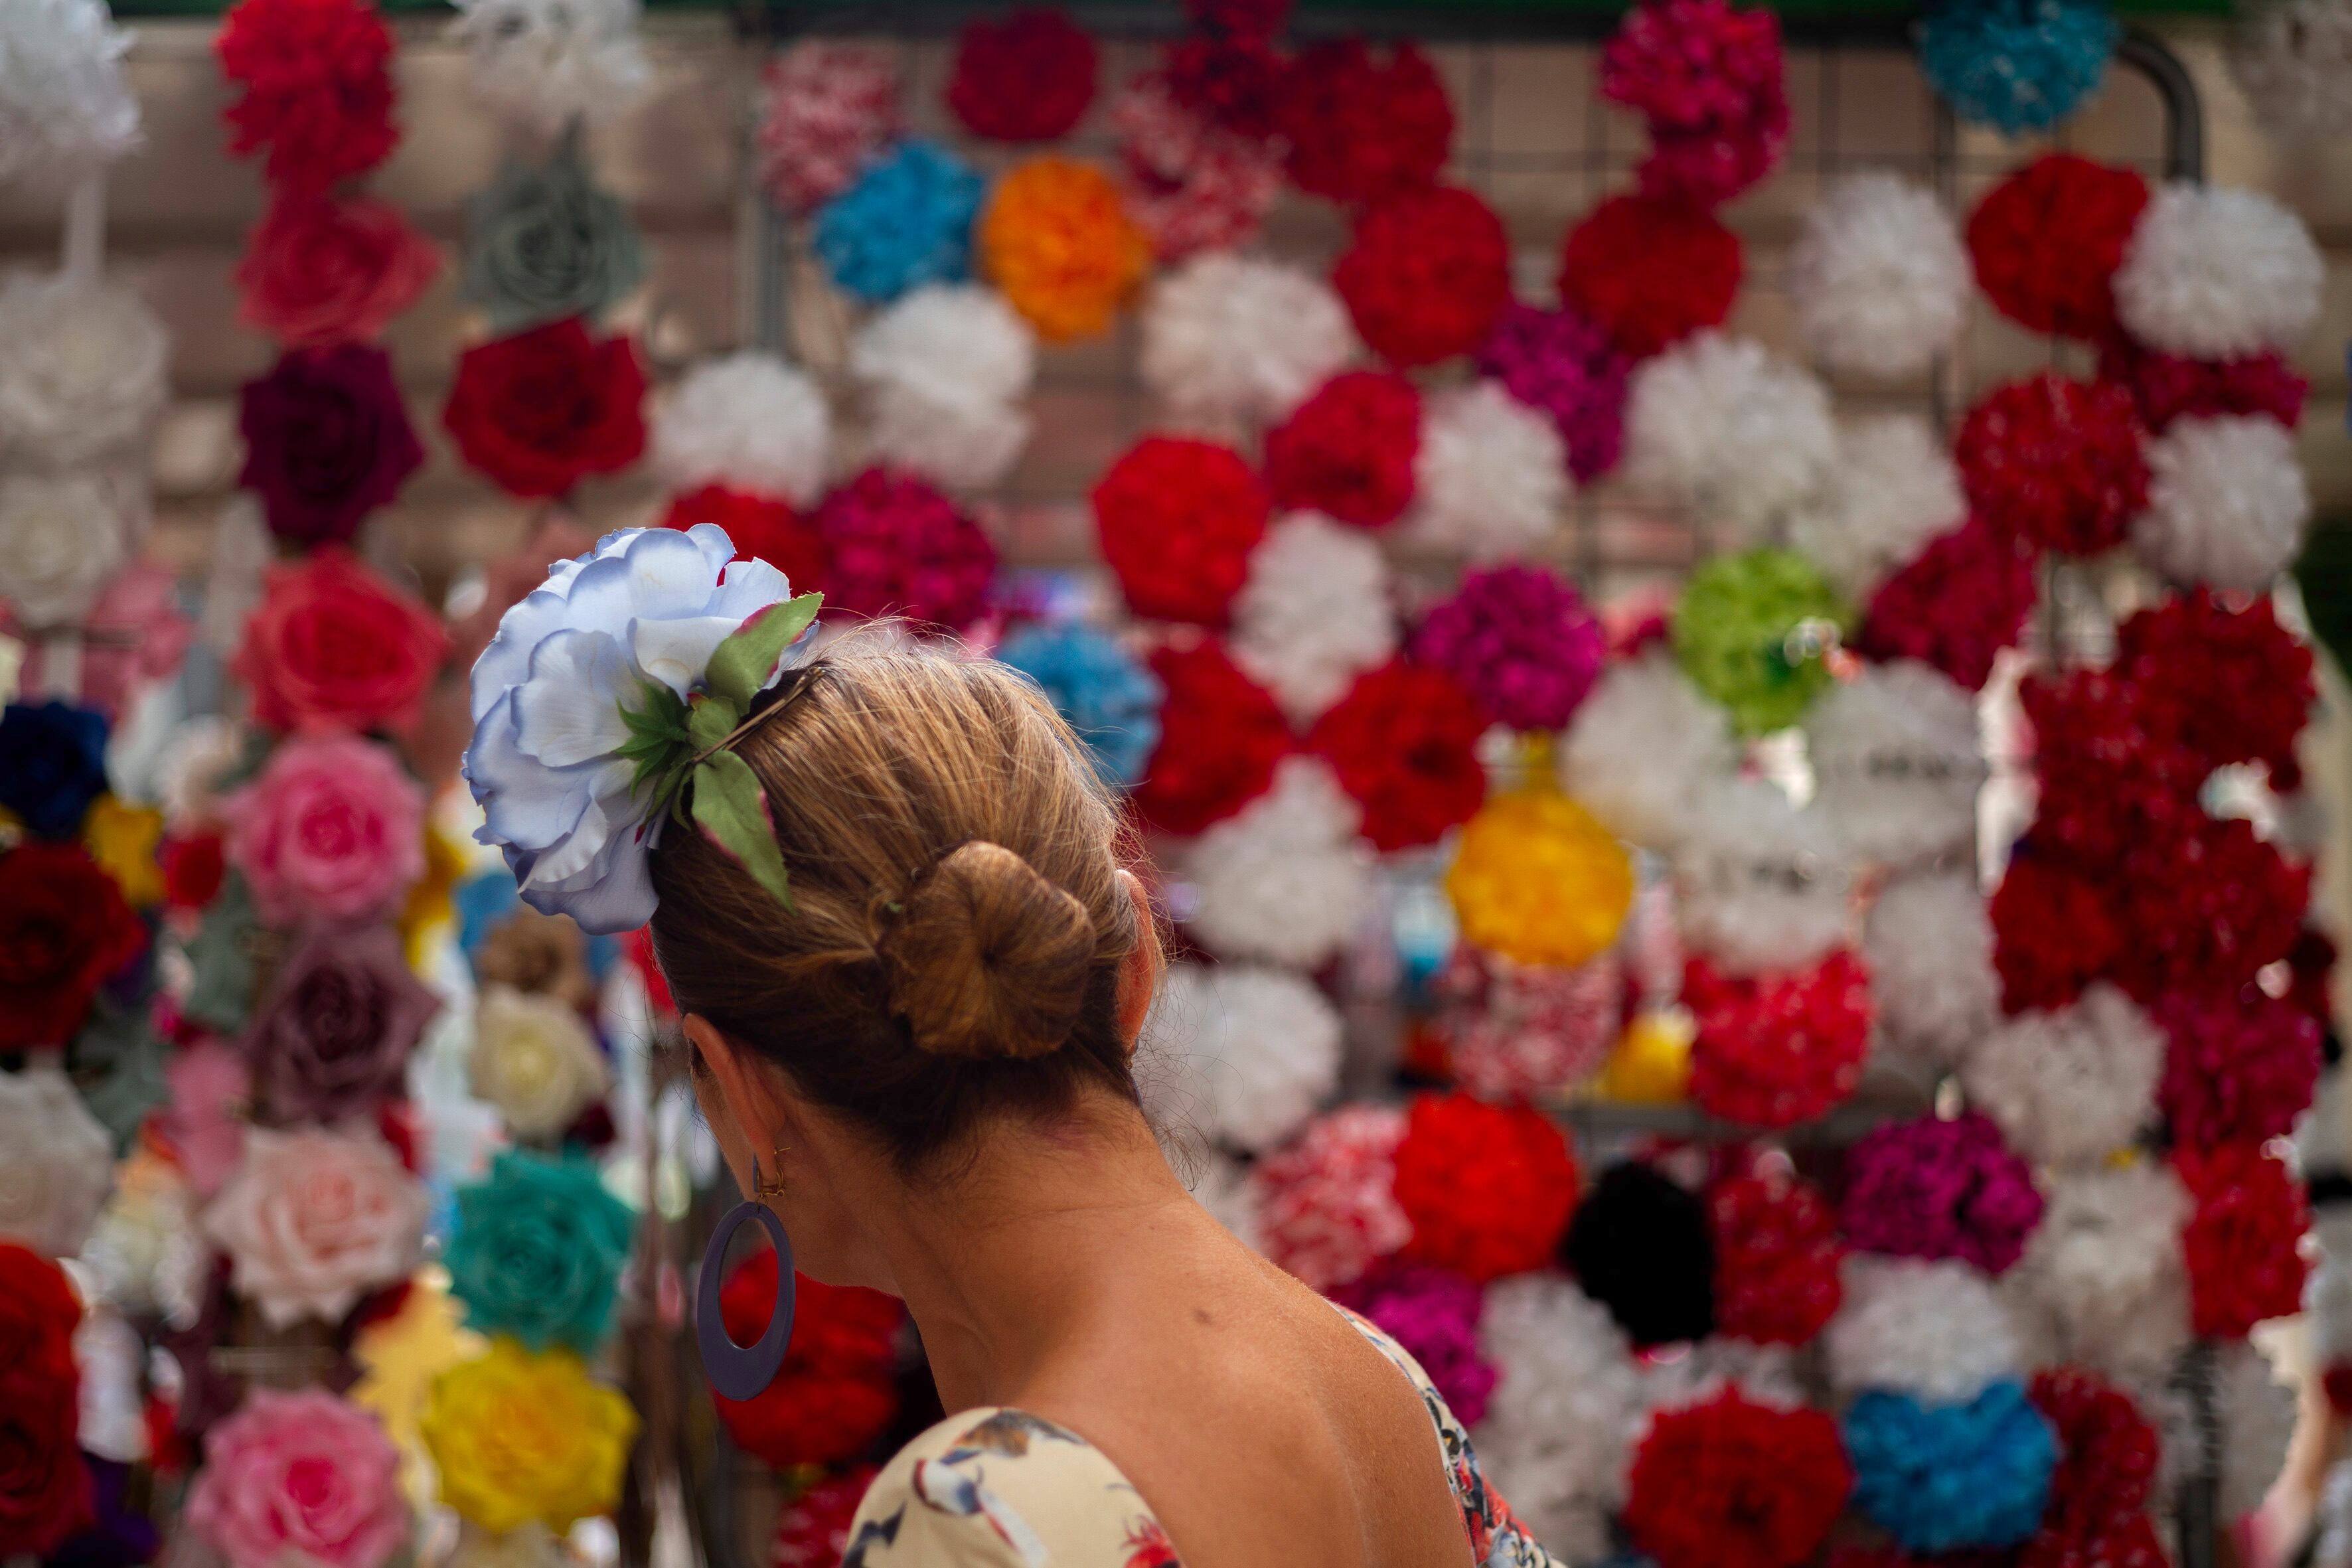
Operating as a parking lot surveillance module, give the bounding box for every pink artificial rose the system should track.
[1,562,195,723]
[159,1040,250,1199]
[186,1387,408,1568]
[220,731,426,927]
[199,1127,426,1326]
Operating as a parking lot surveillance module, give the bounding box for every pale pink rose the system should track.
[200,1126,426,1327]
[187,1387,409,1568]
[159,1040,249,1198]
[1,562,195,722]
[220,731,426,927]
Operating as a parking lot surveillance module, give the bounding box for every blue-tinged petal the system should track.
[469,689,597,856]
[515,629,637,767]
[682,523,740,582]
[628,615,743,697]
[708,558,793,621]
[518,761,640,888]
[552,527,718,635]
[526,812,659,935]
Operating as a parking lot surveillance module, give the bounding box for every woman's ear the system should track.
[682,1014,789,1196]
[1113,869,1163,1051]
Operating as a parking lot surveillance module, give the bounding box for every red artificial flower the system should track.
[946,8,1099,142]
[1707,1166,1844,1345]
[663,485,831,588]
[1278,40,1454,204]
[712,1249,902,1470]
[1966,154,2149,340]
[1988,848,2126,1015]
[1624,1390,1851,1568]
[2177,1141,2310,1338]
[2112,589,2314,789]
[1185,0,1291,37]
[1093,437,1269,625]
[1307,661,1488,852]
[1956,372,2150,558]
[1559,194,1742,359]
[2017,666,2207,870]
[0,1245,88,1557]
[811,469,998,633]
[238,343,425,547]
[0,842,147,1050]
[232,549,449,735]
[1391,1092,1579,1283]
[1162,34,1289,141]
[621,926,676,1019]
[1601,0,1790,208]
[1855,517,2038,692]
[2116,814,2309,1008]
[214,0,398,196]
[2023,1514,2169,1568]
[1332,185,1512,368]
[161,832,228,912]
[443,319,647,499]
[2288,927,2337,1032]
[771,1466,878,1568]
[2021,1370,2161,1568]
[1131,641,1290,835]
[236,194,441,347]
[1264,371,1421,529]
[2097,339,2310,434]
[1684,952,1872,1128]
[0,1245,81,1386]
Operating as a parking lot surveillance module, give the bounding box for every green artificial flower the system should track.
[66,996,169,1154]
[446,1148,635,1355]
[1673,548,1855,737]
[462,126,646,333]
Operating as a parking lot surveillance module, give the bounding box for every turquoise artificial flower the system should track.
[996,621,1164,787]
[445,1148,635,1354]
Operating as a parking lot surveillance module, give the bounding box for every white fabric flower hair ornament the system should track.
[463,524,823,933]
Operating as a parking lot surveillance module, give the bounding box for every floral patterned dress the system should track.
[839,1311,1556,1567]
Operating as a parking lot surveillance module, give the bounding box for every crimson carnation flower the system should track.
[1265,371,1421,529]
[1855,517,2037,692]
[2112,589,2314,788]
[1601,0,1790,208]
[2114,815,2309,1009]
[713,1250,902,1469]
[2178,1141,2310,1338]
[2158,988,2322,1151]
[1624,1391,1851,1568]
[1132,641,1289,835]
[0,842,147,1050]
[2017,667,2207,870]
[1308,660,1488,852]
[1093,436,1269,625]
[1684,951,1872,1129]
[1966,154,2148,340]
[2021,1369,2160,1568]
[1559,194,1741,358]
[1278,40,1454,204]
[443,319,647,499]
[812,469,998,633]
[1708,1166,1844,1346]
[2097,339,2310,434]
[1333,185,1511,368]
[1475,303,1632,481]
[1185,0,1291,36]
[771,1466,879,1568]
[1411,564,1606,733]
[1162,34,1288,141]
[1956,372,2150,557]
[214,0,398,195]
[1391,1092,1579,1283]
[1841,1111,2045,1275]
[1989,847,2127,1014]
[947,8,1097,143]
[661,485,830,587]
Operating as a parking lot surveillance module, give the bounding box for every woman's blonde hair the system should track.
[648,636,1147,1170]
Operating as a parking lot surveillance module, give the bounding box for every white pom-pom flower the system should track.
[1863,869,1998,1070]
[1788,175,1969,382]
[2005,1164,2192,1381]
[1476,1273,1648,1564]
[1788,416,1968,601]
[851,286,1038,492]
[0,1066,114,1258]
[1826,1256,2022,1402]
[1639,1338,1806,1415]
[864,386,1030,493]
[1231,512,1397,724]
[1674,778,1855,975]
[1806,659,1986,868]
[2232,0,2352,139]
[448,0,649,136]
[1139,254,1356,426]
[1182,757,1372,971]
[1562,651,1741,852]
[1963,983,2162,1168]
[2116,185,2325,358]
[2134,414,2310,592]
[650,351,831,507]
[0,271,171,469]
[1140,963,1344,1156]
[0,0,140,187]
[1407,380,1570,560]
[0,469,130,629]
[1626,333,1837,546]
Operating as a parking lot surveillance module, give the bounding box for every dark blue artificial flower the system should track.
[1845,1379,2058,1553]
[997,621,1165,787]
[1919,0,2116,133]
[0,700,109,838]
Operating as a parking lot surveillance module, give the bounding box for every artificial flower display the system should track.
[446,1150,633,1354]
[0,700,110,839]
[0,1247,89,1555]
[811,467,998,631]
[2008,1164,2191,1385]
[1917,0,2115,132]
[0,471,130,630]
[1962,984,2162,1168]
[1956,372,2149,556]
[446,0,647,136]
[1109,71,1285,261]
[1409,381,1572,559]
[1392,1092,1579,1283]
[0,270,170,467]
[1966,154,2146,339]
[850,285,1035,491]
[1674,778,1853,976]
[1093,436,1268,626]
[2156,988,2322,1150]
[462,134,647,332]
[1309,660,1488,852]
[2100,338,2309,433]
[711,1250,902,1468]
[1627,333,1836,545]
[1131,641,1289,835]
[1474,1273,1647,1561]
[421,1340,637,1534]
[1600,0,1789,206]
[1332,1263,1495,1425]
[1840,1113,2043,1275]
[2113,588,2313,783]
[244,921,439,1123]
[1333,185,1512,368]
[946,7,1097,142]
[1825,1256,2021,1402]
[1684,952,1872,1128]
[1435,949,1621,1101]
[214,0,398,194]
[1231,512,1399,722]
[0,1066,116,1259]
[1470,305,1626,497]
[1803,660,1986,868]
[467,985,610,1142]
[1671,548,1851,736]
[1788,414,1967,603]
[235,195,441,347]
[2134,414,2310,591]
[220,731,426,925]
[2025,1370,2160,1568]
[233,550,448,735]
[1624,1391,1850,1568]
[1265,371,1421,530]
[2179,1140,2310,1337]
[443,318,647,497]
[1143,962,1342,1155]
[661,487,828,588]
[473,907,596,1010]
[0,842,146,1050]
[976,156,1149,343]
[2114,184,2323,359]
[1181,757,1368,970]
[1254,1105,1411,1292]
[65,996,171,1152]
[1559,194,1741,359]
[160,1042,252,1200]
[1842,1381,2056,1552]
[201,1127,427,1326]
[755,40,900,214]
[813,139,984,305]
[1277,39,1453,204]
[1,562,194,724]
[1561,651,1739,851]
[1138,254,1354,426]
[1863,868,1999,1069]
[185,1389,408,1568]
[1709,1164,1843,1345]
[1445,789,1632,972]
[1562,1161,1716,1348]
[1786,174,1968,380]
[1413,566,1603,734]
[0,0,139,189]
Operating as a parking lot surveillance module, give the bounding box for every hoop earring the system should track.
[695,1151,796,1401]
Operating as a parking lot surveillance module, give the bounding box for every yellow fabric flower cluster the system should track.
[1445,788,1633,970]
[420,1339,637,1535]
[84,795,164,906]
[979,156,1150,341]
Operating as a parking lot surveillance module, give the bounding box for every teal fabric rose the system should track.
[462,129,646,332]
[445,1148,634,1353]
[66,996,170,1155]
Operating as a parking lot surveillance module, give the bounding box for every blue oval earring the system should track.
[696,1146,796,1401]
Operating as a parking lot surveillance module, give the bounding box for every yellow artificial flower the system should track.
[1444,788,1634,970]
[978,157,1150,342]
[1597,1009,1695,1105]
[83,795,165,906]
[400,820,463,967]
[420,1338,637,1535]
[354,1267,486,1505]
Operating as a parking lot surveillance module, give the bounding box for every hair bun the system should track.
[878,840,1098,1059]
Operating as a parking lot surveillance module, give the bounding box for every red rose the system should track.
[0,1247,88,1558]
[0,843,147,1050]
[443,319,647,499]
[1094,437,1268,625]
[712,1249,902,1469]
[946,8,1098,142]
[1333,185,1512,368]
[0,1245,80,1386]
[1308,661,1487,852]
[237,195,440,347]
[1392,1092,1579,1283]
[1265,371,1421,530]
[1560,194,1742,358]
[662,486,830,588]
[214,0,398,196]
[1132,641,1290,835]
[232,550,449,735]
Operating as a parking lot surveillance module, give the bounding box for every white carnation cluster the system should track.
[1826,1256,2023,1402]
[2115,185,2325,359]
[448,0,649,136]
[0,1066,114,1258]
[1788,415,1967,602]
[1475,1273,1648,1564]
[1562,652,1741,852]
[1407,380,1570,560]
[2134,414,2310,592]
[1806,659,1986,868]
[0,0,141,187]
[1963,984,2162,1168]
[851,284,1038,491]
[1864,869,1999,1071]
[1639,1338,1804,1415]
[1786,175,1970,382]
[2005,1164,2192,1381]
[1139,254,1356,426]
[0,270,171,469]
[1674,777,1854,975]
[2232,0,2352,139]
[650,351,831,507]
[1626,333,1837,546]
[1231,512,1397,723]
[1182,757,1371,971]
[1140,963,1344,1156]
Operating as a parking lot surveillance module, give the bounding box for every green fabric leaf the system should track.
[691,751,793,910]
[704,593,823,711]
[182,876,258,1034]
[68,997,170,1155]
[685,694,740,753]
[619,681,693,798]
